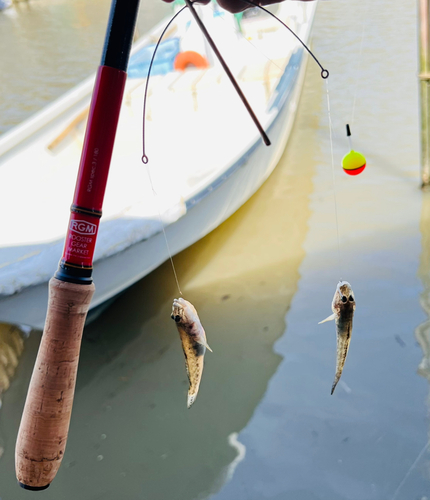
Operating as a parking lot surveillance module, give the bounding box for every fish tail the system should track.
[331,373,341,395]
[187,373,201,408]
[331,329,351,395]
[187,391,197,409]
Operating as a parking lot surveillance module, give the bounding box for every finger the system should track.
[161,0,211,4]
[260,0,314,5]
[216,0,315,14]
[215,0,249,13]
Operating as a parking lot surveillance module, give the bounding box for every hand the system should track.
[162,0,314,14]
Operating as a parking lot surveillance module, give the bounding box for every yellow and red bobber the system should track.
[342,124,366,176]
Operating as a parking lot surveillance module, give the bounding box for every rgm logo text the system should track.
[69,220,97,236]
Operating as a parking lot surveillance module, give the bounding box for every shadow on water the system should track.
[0,62,320,499]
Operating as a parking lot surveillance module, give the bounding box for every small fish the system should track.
[319,281,356,395]
[171,298,212,408]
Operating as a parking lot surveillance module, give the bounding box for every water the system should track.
[0,0,429,498]
[0,0,171,135]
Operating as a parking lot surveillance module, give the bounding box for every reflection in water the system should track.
[222,433,246,485]
[415,190,430,500]
[417,183,430,500]
[0,323,29,460]
[417,191,430,380]
[0,323,27,396]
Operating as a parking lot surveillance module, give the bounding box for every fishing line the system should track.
[334,3,369,250]
[144,163,183,296]
[350,0,369,126]
[207,2,283,72]
[141,4,187,165]
[184,0,270,145]
[140,0,270,296]
[140,5,192,296]
[237,0,329,80]
[204,1,281,226]
[140,1,330,290]
[326,79,343,277]
[141,2,270,162]
[210,0,329,224]
[142,0,329,163]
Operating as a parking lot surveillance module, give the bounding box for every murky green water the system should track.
[0,0,170,135]
[1,0,430,498]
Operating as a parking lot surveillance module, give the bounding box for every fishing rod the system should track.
[15,0,140,490]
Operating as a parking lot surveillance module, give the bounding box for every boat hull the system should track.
[0,40,310,329]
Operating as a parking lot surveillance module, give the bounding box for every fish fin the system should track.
[318,314,335,324]
[198,338,213,353]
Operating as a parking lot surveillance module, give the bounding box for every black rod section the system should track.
[101,0,141,71]
[184,0,271,146]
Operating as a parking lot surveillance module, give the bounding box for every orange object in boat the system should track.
[174,51,209,71]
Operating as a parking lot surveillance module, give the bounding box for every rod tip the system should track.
[18,481,50,491]
[346,124,351,137]
[262,133,271,146]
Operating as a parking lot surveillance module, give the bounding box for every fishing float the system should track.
[15,0,141,490]
[342,124,366,175]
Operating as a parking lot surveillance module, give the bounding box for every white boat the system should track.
[0,0,317,329]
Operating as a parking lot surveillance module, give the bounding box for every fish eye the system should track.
[341,296,347,303]
[349,295,354,302]
[175,315,181,323]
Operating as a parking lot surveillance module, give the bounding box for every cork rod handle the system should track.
[15,278,95,490]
